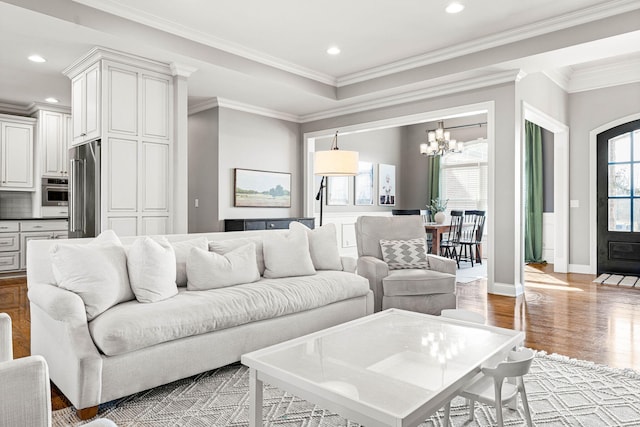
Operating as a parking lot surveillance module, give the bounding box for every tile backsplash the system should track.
[0,192,33,218]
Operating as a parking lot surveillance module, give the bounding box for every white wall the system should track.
[188,107,219,232]
[218,108,301,228]
[569,82,640,268]
[315,127,405,214]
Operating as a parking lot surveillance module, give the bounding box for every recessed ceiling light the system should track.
[45,97,59,103]
[445,2,465,14]
[28,54,46,63]
[327,46,341,55]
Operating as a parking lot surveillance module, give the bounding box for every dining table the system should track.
[424,222,452,255]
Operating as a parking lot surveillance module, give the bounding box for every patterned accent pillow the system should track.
[379,238,429,270]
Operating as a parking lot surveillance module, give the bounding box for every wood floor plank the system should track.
[1,263,640,411]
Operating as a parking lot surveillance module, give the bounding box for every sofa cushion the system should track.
[263,226,315,278]
[382,269,456,296]
[187,244,260,290]
[128,236,178,303]
[290,222,342,271]
[209,238,265,276]
[89,271,370,356]
[379,238,429,270]
[50,230,134,321]
[171,237,209,286]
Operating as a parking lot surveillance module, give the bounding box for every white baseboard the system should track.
[568,264,594,274]
[489,281,524,297]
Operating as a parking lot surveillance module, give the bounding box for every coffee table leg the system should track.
[249,368,263,427]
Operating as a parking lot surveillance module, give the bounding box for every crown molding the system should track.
[189,69,523,123]
[567,54,640,93]
[72,0,336,86]
[63,46,172,78]
[543,67,573,91]
[337,0,640,86]
[27,102,71,115]
[188,97,299,122]
[300,70,524,123]
[170,63,198,78]
[0,102,32,116]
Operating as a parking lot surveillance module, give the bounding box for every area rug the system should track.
[53,352,640,427]
[456,262,487,284]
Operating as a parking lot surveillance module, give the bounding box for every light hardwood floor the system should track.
[2,263,639,411]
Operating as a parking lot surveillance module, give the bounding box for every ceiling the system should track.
[1,0,640,121]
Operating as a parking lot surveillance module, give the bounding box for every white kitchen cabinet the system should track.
[37,109,72,177]
[64,48,174,236]
[71,62,100,145]
[19,220,68,269]
[0,221,20,271]
[0,115,36,190]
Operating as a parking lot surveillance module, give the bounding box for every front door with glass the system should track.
[597,119,640,275]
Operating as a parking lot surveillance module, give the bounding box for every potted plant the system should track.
[426,198,448,224]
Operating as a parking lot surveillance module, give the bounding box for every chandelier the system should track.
[420,121,464,156]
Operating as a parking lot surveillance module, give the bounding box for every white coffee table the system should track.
[241,308,525,427]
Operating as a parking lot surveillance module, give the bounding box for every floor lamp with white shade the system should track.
[314,131,359,226]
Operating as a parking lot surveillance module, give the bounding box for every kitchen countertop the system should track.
[0,217,68,221]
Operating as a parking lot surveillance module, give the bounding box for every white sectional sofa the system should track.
[26,225,373,419]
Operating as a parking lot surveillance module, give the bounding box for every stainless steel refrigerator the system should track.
[68,140,101,238]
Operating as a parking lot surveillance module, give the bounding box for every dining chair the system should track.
[443,347,535,427]
[439,210,464,267]
[458,210,486,266]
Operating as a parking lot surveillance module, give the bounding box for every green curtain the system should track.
[524,121,544,263]
[426,155,440,220]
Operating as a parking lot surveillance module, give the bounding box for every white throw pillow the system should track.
[289,222,342,271]
[51,230,134,320]
[209,237,265,276]
[379,238,429,270]
[127,236,178,303]
[186,243,260,290]
[262,227,316,278]
[171,237,209,286]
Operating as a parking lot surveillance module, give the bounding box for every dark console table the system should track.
[224,217,315,231]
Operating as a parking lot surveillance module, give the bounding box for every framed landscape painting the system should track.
[234,168,291,207]
[378,163,396,206]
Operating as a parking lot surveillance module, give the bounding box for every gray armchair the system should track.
[355,215,457,314]
[0,313,116,427]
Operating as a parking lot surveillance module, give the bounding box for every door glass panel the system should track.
[609,199,631,231]
[634,199,640,232]
[608,164,630,196]
[609,134,631,162]
[635,164,640,197]
[634,131,640,161]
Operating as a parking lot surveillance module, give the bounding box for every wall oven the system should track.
[42,177,69,206]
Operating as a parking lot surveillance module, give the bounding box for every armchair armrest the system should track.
[0,313,11,363]
[340,256,357,273]
[0,355,51,427]
[427,254,457,275]
[356,256,390,312]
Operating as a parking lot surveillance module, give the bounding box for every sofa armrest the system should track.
[28,284,88,325]
[340,256,357,273]
[427,254,457,275]
[356,256,389,312]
